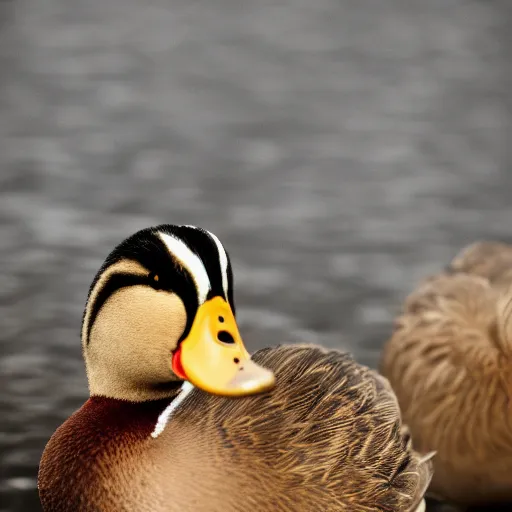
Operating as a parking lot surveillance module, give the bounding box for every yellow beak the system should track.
[172,296,275,396]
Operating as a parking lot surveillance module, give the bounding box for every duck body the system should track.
[380,241,512,506]
[40,345,432,512]
[38,224,432,511]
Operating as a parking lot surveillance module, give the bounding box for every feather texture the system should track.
[40,345,433,511]
[381,241,512,505]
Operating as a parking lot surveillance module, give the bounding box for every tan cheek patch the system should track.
[86,286,187,388]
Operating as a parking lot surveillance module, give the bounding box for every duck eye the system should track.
[148,272,160,287]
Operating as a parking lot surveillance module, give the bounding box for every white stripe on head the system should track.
[158,232,211,304]
[204,230,229,299]
[182,225,229,299]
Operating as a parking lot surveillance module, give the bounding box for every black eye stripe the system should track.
[86,269,200,346]
[86,273,151,345]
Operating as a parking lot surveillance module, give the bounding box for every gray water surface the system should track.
[1,1,511,510]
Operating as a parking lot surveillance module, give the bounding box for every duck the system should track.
[380,241,512,507]
[38,223,433,512]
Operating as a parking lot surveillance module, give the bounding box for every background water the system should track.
[1,0,511,510]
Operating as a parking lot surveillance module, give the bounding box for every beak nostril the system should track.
[217,330,235,344]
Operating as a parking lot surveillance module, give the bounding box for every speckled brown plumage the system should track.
[39,344,433,511]
[39,225,433,511]
[380,241,512,506]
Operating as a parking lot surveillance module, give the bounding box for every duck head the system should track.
[82,224,275,402]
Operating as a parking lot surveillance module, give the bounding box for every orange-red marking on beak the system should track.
[172,347,188,380]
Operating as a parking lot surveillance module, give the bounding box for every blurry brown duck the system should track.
[38,224,433,512]
[381,241,512,507]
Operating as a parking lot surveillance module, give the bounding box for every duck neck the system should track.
[86,394,180,436]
